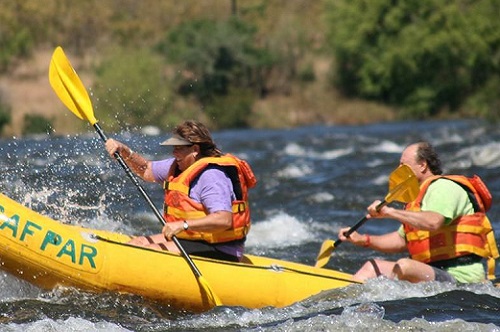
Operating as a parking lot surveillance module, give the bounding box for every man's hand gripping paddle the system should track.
[314,164,419,268]
[49,46,222,307]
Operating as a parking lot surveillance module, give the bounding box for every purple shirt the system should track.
[152,158,235,212]
[152,158,244,259]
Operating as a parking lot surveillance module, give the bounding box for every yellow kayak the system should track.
[0,192,358,312]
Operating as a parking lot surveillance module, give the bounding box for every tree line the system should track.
[1,0,499,135]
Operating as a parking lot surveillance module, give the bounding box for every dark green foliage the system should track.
[298,63,316,83]
[156,18,272,127]
[158,18,267,96]
[0,27,33,72]
[326,0,500,119]
[0,97,11,134]
[22,114,52,135]
[205,88,254,129]
[463,76,500,121]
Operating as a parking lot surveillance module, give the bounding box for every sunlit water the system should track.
[0,119,499,331]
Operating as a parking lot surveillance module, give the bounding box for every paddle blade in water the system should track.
[198,276,222,307]
[386,164,419,203]
[49,46,97,125]
[315,239,335,268]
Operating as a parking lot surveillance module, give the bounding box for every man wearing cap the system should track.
[105,120,256,262]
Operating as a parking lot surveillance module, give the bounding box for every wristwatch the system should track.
[183,220,189,230]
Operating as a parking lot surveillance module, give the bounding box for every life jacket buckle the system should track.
[237,202,246,213]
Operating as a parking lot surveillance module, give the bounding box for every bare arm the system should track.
[338,228,407,253]
[105,138,156,182]
[369,231,407,253]
[367,200,446,231]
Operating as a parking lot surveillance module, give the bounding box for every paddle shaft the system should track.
[93,123,204,278]
[333,199,387,247]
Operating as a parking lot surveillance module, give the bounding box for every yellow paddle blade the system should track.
[49,46,97,125]
[314,164,419,268]
[198,276,222,307]
[314,239,335,268]
[385,164,419,203]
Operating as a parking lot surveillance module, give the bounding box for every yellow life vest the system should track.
[163,154,256,243]
[404,175,499,280]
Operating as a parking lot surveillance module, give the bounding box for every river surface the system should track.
[0,119,499,331]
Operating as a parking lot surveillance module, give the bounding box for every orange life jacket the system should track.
[163,154,256,243]
[404,175,499,280]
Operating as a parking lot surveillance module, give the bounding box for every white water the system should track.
[1,119,499,331]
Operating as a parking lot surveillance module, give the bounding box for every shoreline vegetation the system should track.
[1,1,498,138]
[0,49,398,138]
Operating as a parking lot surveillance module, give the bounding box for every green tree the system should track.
[326,0,500,118]
[156,17,275,128]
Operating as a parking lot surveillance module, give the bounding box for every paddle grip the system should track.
[334,199,387,247]
[93,123,203,278]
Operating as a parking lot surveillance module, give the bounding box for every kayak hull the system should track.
[0,193,357,312]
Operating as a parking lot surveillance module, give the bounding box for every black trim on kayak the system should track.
[268,265,362,284]
[92,234,361,284]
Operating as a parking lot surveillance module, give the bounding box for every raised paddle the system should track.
[315,164,419,268]
[48,46,222,307]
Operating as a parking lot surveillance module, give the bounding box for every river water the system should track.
[0,119,499,331]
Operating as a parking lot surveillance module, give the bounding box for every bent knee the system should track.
[393,258,435,282]
[395,258,413,269]
[355,258,384,280]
